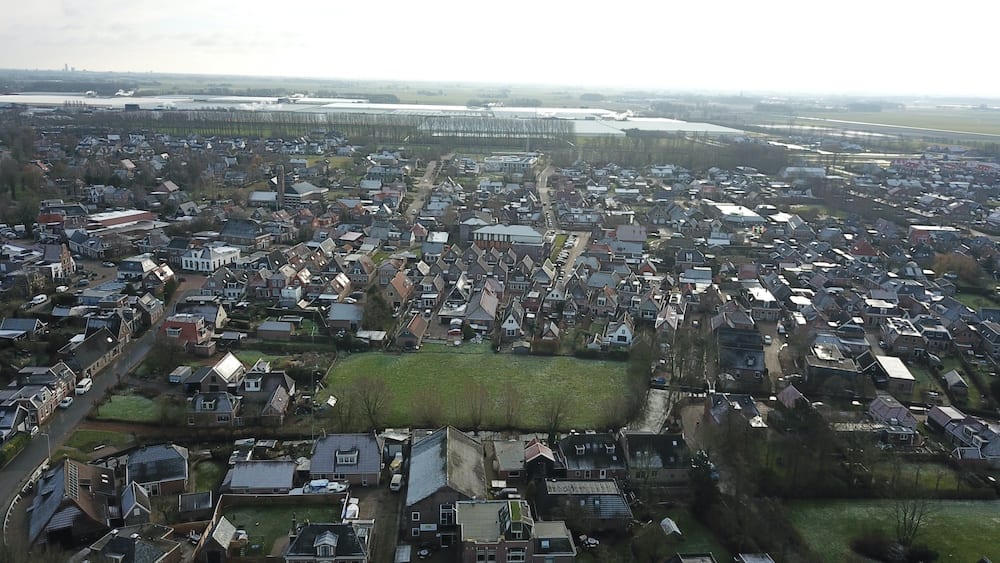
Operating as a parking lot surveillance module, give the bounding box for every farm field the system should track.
[322,343,629,430]
[798,109,1000,137]
[787,499,1000,562]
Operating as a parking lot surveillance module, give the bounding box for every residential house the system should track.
[61,327,123,379]
[0,385,58,427]
[86,523,181,563]
[456,500,576,563]
[868,393,918,429]
[310,433,383,486]
[535,479,633,533]
[385,271,414,309]
[240,363,295,425]
[222,460,296,494]
[942,369,970,399]
[397,314,428,349]
[187,392,242,427]
[28,459,116,546]
[284,521,373,563]
[704,393,767,431]
[328,303,364,332]
[183,352,247,394]
[465,289,500,332]
[159,313,214,353]
[491,441,526,484]
[872,355,916,396]
[405,427,487,546]
[604,312,635,348]
[622,432,691,486]
[0,317,47,340]
[126,444,189,496]
[0,404,29,443]
[200,267,249,301]
[181,246,241,273]
[120,481,153,526]
[524,438,558,481]
[557,433,628,481]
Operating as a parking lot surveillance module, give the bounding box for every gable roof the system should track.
[406,426,486,506]
[126,444,189,485]
[311,433,382,476]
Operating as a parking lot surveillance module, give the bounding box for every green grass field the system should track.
[193,460,226,491]
[799,109,1000,137]
[223,504,343,555]
[94,394,160,423]
[787,499,1000,562]
[322,344,629,430]
[63,429,135,452]
[954,291,999,312]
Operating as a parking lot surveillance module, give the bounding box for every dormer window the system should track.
[336,449,358,465]
[605,444,615,454]
[574,445,585,456]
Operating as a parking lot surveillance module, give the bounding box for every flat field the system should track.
[787,499,1000,562]
[322,343,629,430]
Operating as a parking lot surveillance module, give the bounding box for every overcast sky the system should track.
[2,0,996,97]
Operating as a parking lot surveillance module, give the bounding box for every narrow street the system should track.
[404,160,438,219]
[1,284,201,545]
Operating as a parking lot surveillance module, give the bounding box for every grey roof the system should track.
[126,444,189,485]
[258,320,293,332]
[541,479,632,521]
[286,523,368,558]
[121,481,151,517]
[227,460,295,491]
[0,318,45,332]
[327,303,364,322]
[492,441,525,472]
[311,433,382,477]
[558,433,627,472]
[406,426,486,507]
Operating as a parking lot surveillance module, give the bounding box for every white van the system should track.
[389,473,403,492]
[75,378,93,395]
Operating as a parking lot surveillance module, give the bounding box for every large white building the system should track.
[181,246,240,273]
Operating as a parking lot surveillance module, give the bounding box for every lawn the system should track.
[870,462,961,495]
[550,234,568,260]
[94,394,160,423]
[192,460,226,491]
[63,429,135,453]
[322,343,629,430]
[787,499,1000,562]
[234,350,292,368]
[953,291,999,312]
[223,504,343,555]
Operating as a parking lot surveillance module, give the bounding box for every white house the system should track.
[605,312,636,347]
[181,246,241,273]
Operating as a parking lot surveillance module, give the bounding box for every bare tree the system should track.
[499,383,523,429]
[411,387,444,428]
[541,392,572,438]
[354,374,392,431]
[464,381,491,430]
[892,498,935,546]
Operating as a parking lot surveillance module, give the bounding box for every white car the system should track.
[58,396,74,409]
[763,335,773,345]
[102,261,116,268]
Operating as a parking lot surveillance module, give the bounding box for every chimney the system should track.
[276,165,286,209]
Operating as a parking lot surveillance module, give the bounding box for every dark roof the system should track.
[557,433,626,472]
[226,460,295,491]
[311,433,382,477]
[407,426,486,506]
[126,444,189,485]
[286,523,368,558]
[624,433,690,470]
[178,491,213,513]
[66,327,118,372]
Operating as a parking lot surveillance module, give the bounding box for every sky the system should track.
[2,0,998,97]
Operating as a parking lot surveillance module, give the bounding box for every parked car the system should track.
[763,335,773,345]
[58,396,74,409]
[102,261,116,268]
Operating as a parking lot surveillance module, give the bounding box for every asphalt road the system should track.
[404,160,438,219]
[0,285,199,545]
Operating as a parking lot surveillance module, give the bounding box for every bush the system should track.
[0,432,30,467]
[851,531,893,560]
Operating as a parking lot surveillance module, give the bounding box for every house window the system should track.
[245,379,261,392]
[507,548,526,563]
[217,414,230,423]
[440,504,455,526]
[166,327,182,337]
[411,511,420,522]
[411,528,420,537]
[187,417,195,425]
[618,335,627,342]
